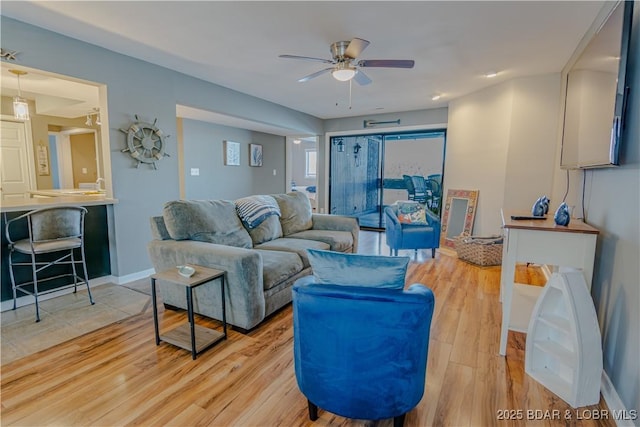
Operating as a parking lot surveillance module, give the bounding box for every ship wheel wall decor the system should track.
[119,115,170,169]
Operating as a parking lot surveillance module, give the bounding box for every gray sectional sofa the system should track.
[147,191,358,331]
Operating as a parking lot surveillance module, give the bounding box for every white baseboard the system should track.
[601,371,637,426]
[111,268,155,285]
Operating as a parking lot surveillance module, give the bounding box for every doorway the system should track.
[50,130,100,189]
[288,136,318,211]
[0,120,36,200]
[329,130,446,229]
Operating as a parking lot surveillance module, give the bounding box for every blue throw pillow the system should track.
[307,249,409,290]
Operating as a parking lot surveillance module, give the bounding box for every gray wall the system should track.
[181,119,285,200]
[1,17,321,277]
[588,3,639,413]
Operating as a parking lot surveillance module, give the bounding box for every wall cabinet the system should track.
[525,271,602,408]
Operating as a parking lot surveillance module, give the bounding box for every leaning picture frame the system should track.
[439,189,479,249]
[250,143,263,167]
[224,140,240,166]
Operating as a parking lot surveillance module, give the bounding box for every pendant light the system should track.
[9,69,29,121]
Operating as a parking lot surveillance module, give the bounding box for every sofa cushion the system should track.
[255,238,330,268]
[163,200,252,248]
[307,249,409,290]
[272,192,313,236]
[287,229,353,252]
[150,216,171,240]
[256,249,305,290]
[246,215,283,246]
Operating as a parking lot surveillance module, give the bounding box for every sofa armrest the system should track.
[147,239,265,329]
[311,213,359,252]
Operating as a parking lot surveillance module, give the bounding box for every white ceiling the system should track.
[1,1,605,122]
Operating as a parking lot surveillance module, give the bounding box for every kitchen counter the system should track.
[28,189,106,197]
[1,194,118,213]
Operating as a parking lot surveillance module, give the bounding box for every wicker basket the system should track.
[454,235,503,266]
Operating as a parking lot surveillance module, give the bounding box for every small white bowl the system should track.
[177,265,196,278]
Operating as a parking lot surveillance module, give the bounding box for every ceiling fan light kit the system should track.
[332,63,356,82]
[280,37,414,86]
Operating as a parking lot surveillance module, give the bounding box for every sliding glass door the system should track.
[329,130,446,229]
[329,135,382,225]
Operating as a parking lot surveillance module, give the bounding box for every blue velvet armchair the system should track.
[293,281,435,426]
[384,205,441,258]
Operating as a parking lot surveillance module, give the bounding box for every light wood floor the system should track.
[0,232,613,426]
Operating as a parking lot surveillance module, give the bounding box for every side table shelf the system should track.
[525,271,602,408]
[151,265,227,360]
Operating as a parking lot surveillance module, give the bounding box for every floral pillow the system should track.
[397,201,427,225]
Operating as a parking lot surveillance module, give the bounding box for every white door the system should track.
[0,120,34,200]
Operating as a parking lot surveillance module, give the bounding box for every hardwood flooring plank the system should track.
[449,282,482,368]
[432,362,475,427]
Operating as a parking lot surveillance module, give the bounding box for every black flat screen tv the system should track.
[560,0,634,169]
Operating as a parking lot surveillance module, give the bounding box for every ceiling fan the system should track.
[279,37,414,85]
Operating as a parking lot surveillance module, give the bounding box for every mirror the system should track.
[440,189,479,249]
[0,63,111,199]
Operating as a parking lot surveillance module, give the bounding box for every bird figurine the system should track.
[531,196,550,217]
[554,202,571,226]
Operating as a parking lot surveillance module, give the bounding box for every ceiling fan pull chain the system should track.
[349,79,352,110]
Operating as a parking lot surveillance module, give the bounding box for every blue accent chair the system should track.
[384,205,441,258]
[293,281,435,426]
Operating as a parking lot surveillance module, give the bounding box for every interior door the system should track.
[0,120,34,200]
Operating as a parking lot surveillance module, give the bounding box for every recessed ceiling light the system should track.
[431,94,442,101]
[293,139,301,144]
[485,71,498,78]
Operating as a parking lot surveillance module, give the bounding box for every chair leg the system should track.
[71,249,78,293]
[9,250,17,311]
[393,413,406,427]
[432,248,436,258]
[30,252,40,322]
[307,400,319,421]
[79,246,94,305]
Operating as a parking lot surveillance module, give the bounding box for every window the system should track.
[305,149,317,178]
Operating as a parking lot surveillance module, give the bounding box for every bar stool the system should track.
[5,206,95,322]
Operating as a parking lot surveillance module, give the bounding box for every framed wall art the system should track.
[250,143,263,167]
[224,140,240,166]
[36,144,50,176]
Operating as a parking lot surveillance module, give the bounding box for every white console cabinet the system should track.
[525,271,602,408]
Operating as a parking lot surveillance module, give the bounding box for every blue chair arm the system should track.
[406,283,435,299]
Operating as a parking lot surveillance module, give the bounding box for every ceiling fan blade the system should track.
[298,68,333,82]
[358,59,415,68]
[279,55,334,65]
[345,38,370,59]
[353,69,372,86]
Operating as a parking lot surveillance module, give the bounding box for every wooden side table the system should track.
[151,265,227,360]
